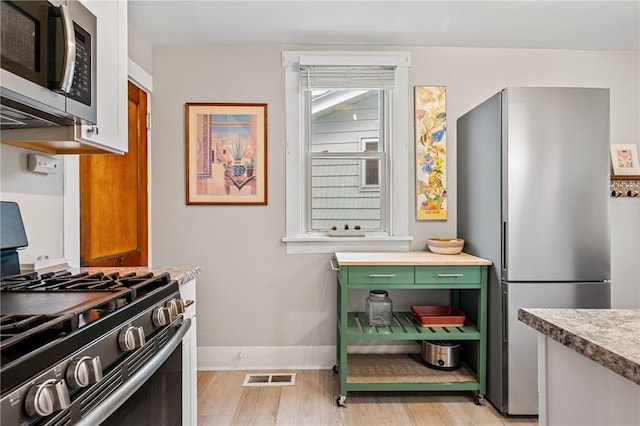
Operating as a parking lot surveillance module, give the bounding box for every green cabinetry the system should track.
[334,252,490,406]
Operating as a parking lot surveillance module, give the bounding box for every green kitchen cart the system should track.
[332,251,491,406]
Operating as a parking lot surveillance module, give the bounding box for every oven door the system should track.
[100,339,183,426]
[75,318,191,426]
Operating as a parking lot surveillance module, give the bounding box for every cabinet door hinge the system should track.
[146,113,152,129]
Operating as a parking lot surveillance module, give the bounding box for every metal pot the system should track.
[421,341,462,370]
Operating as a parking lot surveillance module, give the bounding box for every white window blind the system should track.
[299,66,396,89]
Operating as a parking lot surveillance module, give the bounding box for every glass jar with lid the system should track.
[365,290,392,326]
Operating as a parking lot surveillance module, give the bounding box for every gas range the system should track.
[0,269,188,425]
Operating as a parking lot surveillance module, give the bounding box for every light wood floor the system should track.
[197,370,538,426]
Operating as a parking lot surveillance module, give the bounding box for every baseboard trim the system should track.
[197,342,420,371]
[197,345,334,371]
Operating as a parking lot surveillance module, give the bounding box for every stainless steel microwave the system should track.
[0,0,96,129]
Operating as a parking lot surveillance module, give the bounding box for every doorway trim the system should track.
[63,60,153,267]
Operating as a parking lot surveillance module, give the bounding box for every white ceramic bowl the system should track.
[427,238,465,255]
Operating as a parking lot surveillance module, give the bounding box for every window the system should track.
[309,87,386,232]
[360,137,380,189]
[282,51,412,253]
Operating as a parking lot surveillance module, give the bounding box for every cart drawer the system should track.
[347,266,414,285]
[415,266,481,284]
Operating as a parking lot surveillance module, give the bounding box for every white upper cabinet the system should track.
[79,0,128,154]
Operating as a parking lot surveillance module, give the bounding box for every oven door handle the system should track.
[75,318,191,426]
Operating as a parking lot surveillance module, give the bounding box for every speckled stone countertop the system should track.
[76,266,200,286]
[518,308,640,385]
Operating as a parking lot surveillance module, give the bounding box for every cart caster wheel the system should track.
[332,365,339,374]
[474,394,485,405]
[336,395,346,407]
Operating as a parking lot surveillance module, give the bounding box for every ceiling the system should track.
[128,1,639,51]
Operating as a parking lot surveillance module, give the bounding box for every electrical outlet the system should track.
[27,154,59,174]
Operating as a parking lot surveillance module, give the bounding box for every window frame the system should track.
[282,51,412,254]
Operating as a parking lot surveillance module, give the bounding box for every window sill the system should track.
[282,235,413,254]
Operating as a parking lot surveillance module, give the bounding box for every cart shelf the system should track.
[345,312,480,340]
[344,354,480,391]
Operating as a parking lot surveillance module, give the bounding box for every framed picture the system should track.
[415,86,447,220]
[185,103,268,205]
[610,144,640,176]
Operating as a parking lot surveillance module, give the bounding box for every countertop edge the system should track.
[161,266,201,285]
[334,251,492,266]
[518,308,640,386]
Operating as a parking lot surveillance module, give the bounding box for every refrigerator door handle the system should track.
[502,290,508,343]
[502,221,507,272]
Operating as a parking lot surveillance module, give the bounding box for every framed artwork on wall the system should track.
[610,144,640,176]
[185,103,268,205]
[415,86,447,220]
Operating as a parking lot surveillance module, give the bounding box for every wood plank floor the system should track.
[197,370,538,426]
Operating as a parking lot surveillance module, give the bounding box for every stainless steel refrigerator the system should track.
[456,87,611,416]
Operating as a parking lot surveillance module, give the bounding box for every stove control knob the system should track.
[152,306,172,326]
[118,325,146,351]
[66,356,103,389]
[166,298,185,317]
[24,378,71,418]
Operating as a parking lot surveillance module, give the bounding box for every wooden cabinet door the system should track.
[80,82,148,266]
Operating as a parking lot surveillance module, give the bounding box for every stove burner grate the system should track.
[0,313,76,365]
[0,271,170,300]
[0,314,76,337]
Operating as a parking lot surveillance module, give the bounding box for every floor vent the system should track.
[242,373,296,387]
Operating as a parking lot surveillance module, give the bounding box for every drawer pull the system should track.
[436,273,464,277]
[369,274,396,278]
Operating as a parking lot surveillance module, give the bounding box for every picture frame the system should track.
[415,86,447,220]
[610,144,640,176]
[185,103,268,205]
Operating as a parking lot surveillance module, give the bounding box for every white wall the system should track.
[611,199,640,308]
[0,144,65,264]
[128,22,153,75]
[149,45,639,369]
